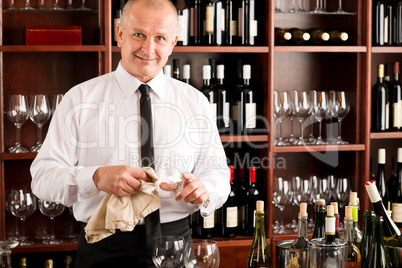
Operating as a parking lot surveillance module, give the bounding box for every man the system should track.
[30,0,230,267]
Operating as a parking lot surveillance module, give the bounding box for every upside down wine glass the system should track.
[7,94,29,153]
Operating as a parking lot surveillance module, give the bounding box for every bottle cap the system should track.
[300,203,307,217]
[365,180,382,203]
[284,32,292,40]
[316,199,325,205]
[249,167,256,183]
[183,64,190,79]
[163,65,171,77]
[229,165,234,183]
[398,148,402,163]
[302,32,310,41]
[385,62,392,77]
[203,65,211,80]
[327,205,334,217]
[378,64,385,78]
[256,200,264,212]
[331,202,338,214]
[378,148,386,164]
[345,206,353,219]
[322,32,330,41]
[350,192,358,205]
[217,64,224,79]
[208,58,216,74]
[340,32,348,41]
[394,62,400,74]
[243,65,251,79]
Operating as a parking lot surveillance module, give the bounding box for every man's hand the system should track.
[175,172,209,204]
[93,165,152,197]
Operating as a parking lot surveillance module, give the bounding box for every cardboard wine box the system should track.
[26,26,82,45]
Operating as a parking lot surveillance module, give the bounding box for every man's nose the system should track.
[142,38,155,55]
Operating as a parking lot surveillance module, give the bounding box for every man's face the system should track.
[117,3,178,83]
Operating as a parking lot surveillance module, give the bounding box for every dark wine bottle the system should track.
[176,0,191,46]
[360,210,376,267]
[237,164,247,234]
[308,28,330,45]
[239,0,257,45]
[363,216,390,268]
[238,64,257,134]
[377,148,390,208]
[384,62,392,86]
[392,148,402,228]
[397,0,402,45]
[214,0,224,46]
[288,28,310,45]
[172,59,180,80]
[200,212,215,239]
[209,58,218,88]
[371,64,390,132]
[225,0,238,45]
[331,202,340,238]
[219,165,238,238]
[374,0,386,45]
[274,27,292,45]
[231,59,243,131]
[387,157,397,204]
[190,0,203,45]
[325,204,336,244]
[216,64,230,133]
[312,199,326,239]
[112,0,126,46]
[343,206,362,265]
[389,62,402,130]
[290,202,308,249]
[365,180,402,247]
[200,65,217,123]
[247,201,272,268]
[385,0,394,46]
[244,167,260,236]
[182,64,191,84]
[327,30,349,44]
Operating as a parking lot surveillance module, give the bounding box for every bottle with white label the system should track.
[392,148,402,227]
[238,64,256,134]
[182,64,191,84]
[163,65,172,77]
[219,165,238,238]
[216,64,230,133]
[325,204,336,244]
[389,62,402,131]
[200,65,217,123]
[175,0,190,46]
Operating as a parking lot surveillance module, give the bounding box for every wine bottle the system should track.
[374,0,386,46]
[288,28,310,45]
[200,65,217,123]
[363,216,390,268]
[190,0,203,45]
[209,58,218,88]
[327,30,349,44]
[290,202,309,249]
[384,62,392,86]
[244,167,260,236]
[64,255,73,268]
[172,59,180,80]
[360,210,376,267]
[238,64,257,134]
[392,148,402,228]
[308,28,330,45]
[182,64,191,84]
[389,62,402,131]
[237,163,247,234]
[365,180,402,246]
[19,257,27,268]
[348,192,363,248]
[112,0,126,45]
[163,65,172,77]
[176,0,191,46]
[44,259,54,268]
[239,0,257,45]
[344,206,362,266]
[325,204,336,244]
[231,59,243,131]
[225,0,238,45]
[247,201,273,268]
[385,0,394,46]
[274,27,292,45]
[371,64,390,132]
[204,0,216,45]
[312,199,326,239]
[396,0,402,45]
[219,165,238,238]
[214,0,224,46]
[216,64,230,133]
[376,148,390,208]
[387,157,397,204]
[200,212,215,238]
[331,202,340,238]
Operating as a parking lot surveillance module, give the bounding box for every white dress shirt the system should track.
[30,62,230,224]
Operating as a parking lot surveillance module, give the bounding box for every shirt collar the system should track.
[115,61,166,100]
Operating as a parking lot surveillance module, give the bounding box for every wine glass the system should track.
[275,0,282,12]
[8,189,37,246]
[7,94,29,153]
[310,176,331,203]
[67,0,74,9]
[78,0,90,10]
[23,0,34,10]
[274,91,291,146]
[289,0,297,12]
[291,91,310,145]
[52,94,64,116]
[5,188,21,241]
[334,91,350,144]
[337,0,345,13]
[311,91,329,145]
[38,200,65,244]
[53,0,63,10]
[8,0,17,10]
[152,236,185,268]
[273,177,291,234]
[39,0,46,9]
[334,177,351,227]
[29,94,51,152]
[0,240,19,268]
[62,207,79,242]
[184,239,220,268]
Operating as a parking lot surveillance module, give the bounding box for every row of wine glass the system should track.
[6,0,89,10]
[275,0,347,13]
[6,94,63,153]
[6,189,68,246]
[273,175,351,234]
[274,90,350,146]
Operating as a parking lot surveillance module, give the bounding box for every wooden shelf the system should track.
[2,152,37,160]
[371,47,402,53]
[273,144,365,153]
[370,132,402,139]
[220,135,268,143]
[12,240,78,254]
[274,46,366,53]
[0,45,105,52]
[113,46,269,53]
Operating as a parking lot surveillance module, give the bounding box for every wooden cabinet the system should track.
[1,0,401,266]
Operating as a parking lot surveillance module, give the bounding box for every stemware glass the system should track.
[274,91,291,146]
[8,189,37,245]
[5,188,20,241]
[184,239,220,268]
[334,91,350,144]
[38,200,65,244]
[67,0,74,9]
[52,94,64,116]
[310,176,331,203]
[311,91,329,145]
[273,177,291,234]
[9,0,17,10]
[274,0,281,12]
[78,0,90,10]
[24,0,34,10]
[291,91,310,145]
[152,236,185,268]
[29,94,51,152]
[334,177,351,227]
[327,91,338,144]
[39,0,46,9]
[7,94,29,153]
[297,0,305,12]
[0,240,19,268]
[62,207,79,242]
[289,0,297,12]
[337,0,345,13]
[53,0,63,10]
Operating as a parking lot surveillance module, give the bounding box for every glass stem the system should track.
[15,125,21,147]
[37,125,43,145]
[290,117,294,138]
[338,119,342,140]
[50,217,55,240]
[338,0,342,9]
[15,217,20,237]
[299,119,303,141]
[20,218,26,241]
[318,120,322,140]
[279,120,283,141]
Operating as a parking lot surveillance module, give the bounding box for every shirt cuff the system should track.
[76,166,101,199]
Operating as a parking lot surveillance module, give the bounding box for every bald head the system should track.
[120,0,178,32]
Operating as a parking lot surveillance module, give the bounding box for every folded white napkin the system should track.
[84,167,160,243]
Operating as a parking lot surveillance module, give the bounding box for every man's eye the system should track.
[157,36,165,41]
[134,33,142,37]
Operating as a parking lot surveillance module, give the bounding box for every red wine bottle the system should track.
[244,167,260,236]
[190,0,203,45]
[374,0,385,45]
[238,65,256,134]
[385,0,394,46]
[216,64,230,133]
[200,65,217,123]
[392,148,402,228]
[389,62,402,131]
[237,164,247,234]
[176,0,191,46]
[371,64,390,132]
[219,165,238,238]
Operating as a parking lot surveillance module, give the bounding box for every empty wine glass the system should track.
[62,207,79,242]
[53,0,63,10]
[290,176,309,231]
[0,240,19,268]
[334,177,351,226]
[289,0,297,12]
[38,200,65,244]
[152,236,185,268]
[275,0,282,12]
[311,91,329,145]
[8,189,37,245]
[78,0,90,10]
[273,177,291,234]
[156,166,184,200]
[67,0,74,9]
[291,91,310,145]
[274,91,291,146]
[29,94,51,152]
[7,94,29,153]
[310,176,331,203]
[297,0,306,11]
[337,0,345,13]
[334,91,350,144]
[23,0,34,10]
[5,188,21,241]
[184,239,220,268]
[39,0,46,9]
[8,0,16,10]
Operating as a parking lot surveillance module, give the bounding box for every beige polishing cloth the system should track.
[84,167,160,243]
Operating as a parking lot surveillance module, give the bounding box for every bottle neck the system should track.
[352,206,359,223]
[203,79,211,86]
[395,73,400,81]
[297,215,308,238]
[378,76,384,83]
[243,78,250,86]
[343,218,354,243]
[314,205,326,227]
[217,78,224,86]
[254,211,266,238]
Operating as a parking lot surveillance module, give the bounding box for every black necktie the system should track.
[138,84,162,248]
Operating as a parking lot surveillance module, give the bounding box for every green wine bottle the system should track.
[344,206,361,266]
[290,202,309,249]
[247,200,272,268]
[363,216,390,268]
[360,210,376,267]
[312,199,326,239]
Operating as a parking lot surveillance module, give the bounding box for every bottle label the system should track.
[177,13,188,43]
[386,102,390,129]
[221,9,225,31]
[352,207,358,222]
[245,103,256,128]
[250,20,258,37]
[394,101,402,127]
[230,20,237,36]
[226,206,238,227]
[231,104,238,122]
[325,217,336,235]
[392,203,402,223]
[205,5,214,33]
[224,102,230,127]
[203,213,214,229]
[113,18,121,42]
